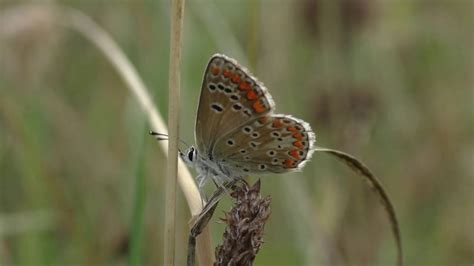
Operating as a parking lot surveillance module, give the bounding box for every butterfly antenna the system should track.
[149,131,169,140]
[149,131,190,155]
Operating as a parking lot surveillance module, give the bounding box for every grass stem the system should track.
[164,0,186,264]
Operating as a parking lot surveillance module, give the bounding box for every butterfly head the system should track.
[181,145,198,166]
[150,131,198,165]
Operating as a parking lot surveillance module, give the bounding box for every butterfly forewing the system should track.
[195,54,275,158]
[213,115,315,174]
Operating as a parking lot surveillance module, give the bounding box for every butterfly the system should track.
[180,54,315,193]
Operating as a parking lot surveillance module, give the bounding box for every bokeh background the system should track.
[1,0,473,265]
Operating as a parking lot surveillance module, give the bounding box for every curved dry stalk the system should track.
[0,4,212,265]
[314,147,403,266]
[57,6,204,214]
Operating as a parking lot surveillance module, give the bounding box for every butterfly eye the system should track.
[187,147,195,162]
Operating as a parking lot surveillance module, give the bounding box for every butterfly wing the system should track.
[195,54,275,158]
[212,114,315,175]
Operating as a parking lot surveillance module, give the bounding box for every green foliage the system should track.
[0,0,472,265]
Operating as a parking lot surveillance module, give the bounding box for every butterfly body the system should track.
[184,54,315,191]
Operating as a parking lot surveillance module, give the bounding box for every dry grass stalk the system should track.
[164,0,186,264]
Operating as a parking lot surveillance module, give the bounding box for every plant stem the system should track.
[164,0,186,264]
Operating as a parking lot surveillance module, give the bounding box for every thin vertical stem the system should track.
[1,4,211,264]
[165,0,186,265]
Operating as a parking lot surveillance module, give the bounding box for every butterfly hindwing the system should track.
[212,115,315,175]
[195,54,275,158]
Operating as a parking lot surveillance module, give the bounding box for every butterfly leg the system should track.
[196,174,209,205]
[235,177,248,187]
[211,178,229,197]
[211,175,234,197]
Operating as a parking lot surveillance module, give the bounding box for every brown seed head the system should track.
[214,180,272,266]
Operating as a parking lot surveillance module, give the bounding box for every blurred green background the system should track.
[1,0,473,265]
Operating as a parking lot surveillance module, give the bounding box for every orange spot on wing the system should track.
[211,67,220,75]
[253,100,266,113]
[239,81,251,91]
[223,70,232,78]
[231,74,241,83]
[293,132,304,140]
[293,141,304,149]
[273,119,283,128]
[284,159,296,168]
[247,90,258,100]
[289,150,301,160]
